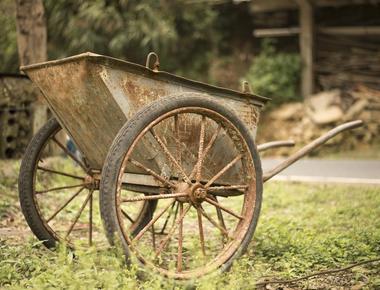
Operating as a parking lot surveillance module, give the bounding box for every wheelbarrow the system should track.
[18,52,362,279]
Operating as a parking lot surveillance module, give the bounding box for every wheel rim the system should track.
[114,107,258,279]
[31,123,154,246]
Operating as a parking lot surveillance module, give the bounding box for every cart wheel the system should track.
[18,118,156,248]
[100,94,262,279]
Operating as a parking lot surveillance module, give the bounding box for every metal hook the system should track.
[241,80,252,93]
[145,52,160,72]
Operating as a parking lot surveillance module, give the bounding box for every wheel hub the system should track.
[175,182,207,204]
[193,187,207,200]
[84,175,99,190]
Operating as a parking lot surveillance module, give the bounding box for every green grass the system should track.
[0,160,379,289]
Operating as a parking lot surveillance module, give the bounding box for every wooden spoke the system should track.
[37,166,84,180]
[88,192,93,246]
[151,225,156,250]
[133,199,176,242]
[149,128,191,184]
[196,207,206,257]
[205,154,242,188]
[205,197,243,220]
[155,203,191,258]
[170,201,180,228]
[52,137,88,172]
[195,116,206,182]
[46,186,86,222]
[159,201,177,234]
[35,183,87,194]
[122,192,187,203]
[211,196,227,233]
[177,202,184,272]
[198,206,231,239]
[121,209,135,224]
[189,124,221,180]
[208,185,248,191]
[65,189,94,239]
[128,158,176,188]
[174,114,181,164]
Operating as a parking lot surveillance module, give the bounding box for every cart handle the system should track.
[258,140,295,152]
[263,120,363,182]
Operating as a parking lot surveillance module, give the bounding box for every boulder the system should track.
[269,103,303,120]
[307,105,344,125]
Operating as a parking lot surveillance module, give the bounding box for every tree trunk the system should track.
[15,0,47,66]
[15,0,48,134]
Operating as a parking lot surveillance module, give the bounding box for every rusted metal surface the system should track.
[263,120,363,182]
[114,106,258,279]
[21,52,268,171]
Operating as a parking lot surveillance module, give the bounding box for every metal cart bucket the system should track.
[22,53,268,179]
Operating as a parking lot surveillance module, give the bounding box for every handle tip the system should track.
[349,119,364,129]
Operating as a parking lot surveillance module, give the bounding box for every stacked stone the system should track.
[257,85,380,156]
[0,74,39,158]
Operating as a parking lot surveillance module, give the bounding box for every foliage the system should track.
[1,162,379,290]
[45,0,219,80]
[0,1,260,86]
[0,0,221,81]
[245,39,301,106]
[45,1,176,60]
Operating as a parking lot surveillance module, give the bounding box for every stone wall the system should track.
[0,74,39,158]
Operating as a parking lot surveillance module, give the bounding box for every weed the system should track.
[1,160,379,289]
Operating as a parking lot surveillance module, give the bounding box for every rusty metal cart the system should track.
[19,52,362,279]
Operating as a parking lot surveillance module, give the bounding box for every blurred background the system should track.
[0,0,379,160]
